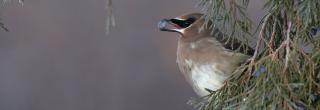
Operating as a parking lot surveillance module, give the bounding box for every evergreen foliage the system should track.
[192,0,320,109]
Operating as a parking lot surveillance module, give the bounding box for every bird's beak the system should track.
[158,19,182,33]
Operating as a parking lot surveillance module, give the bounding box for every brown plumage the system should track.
[159,13,254,96]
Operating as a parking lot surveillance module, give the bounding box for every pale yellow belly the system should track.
[190,64,229,96]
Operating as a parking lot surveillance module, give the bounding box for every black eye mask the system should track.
[170,17,196,28]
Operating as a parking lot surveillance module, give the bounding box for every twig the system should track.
[283,21,292,73]
[271,41,286,60]
[268,21,277,53]
[248,13,272,75]
[105,0,115,34]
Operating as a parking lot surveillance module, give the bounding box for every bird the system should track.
[158,13,255,96]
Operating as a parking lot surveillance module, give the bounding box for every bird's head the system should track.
[158,13,212,39]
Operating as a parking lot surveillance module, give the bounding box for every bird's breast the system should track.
[183,60,230,96]
[177,39,239,96]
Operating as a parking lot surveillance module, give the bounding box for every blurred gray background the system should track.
[0,0,264,110]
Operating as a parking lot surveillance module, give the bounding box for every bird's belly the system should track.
[190,64,229,96]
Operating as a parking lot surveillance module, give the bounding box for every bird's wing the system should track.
[212,30,255,56]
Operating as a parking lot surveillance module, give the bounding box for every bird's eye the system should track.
[170,17,196,28]
[186,17,196,24]
[181,17,196,28]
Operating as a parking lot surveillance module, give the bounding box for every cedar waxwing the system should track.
[158,13,255,96]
